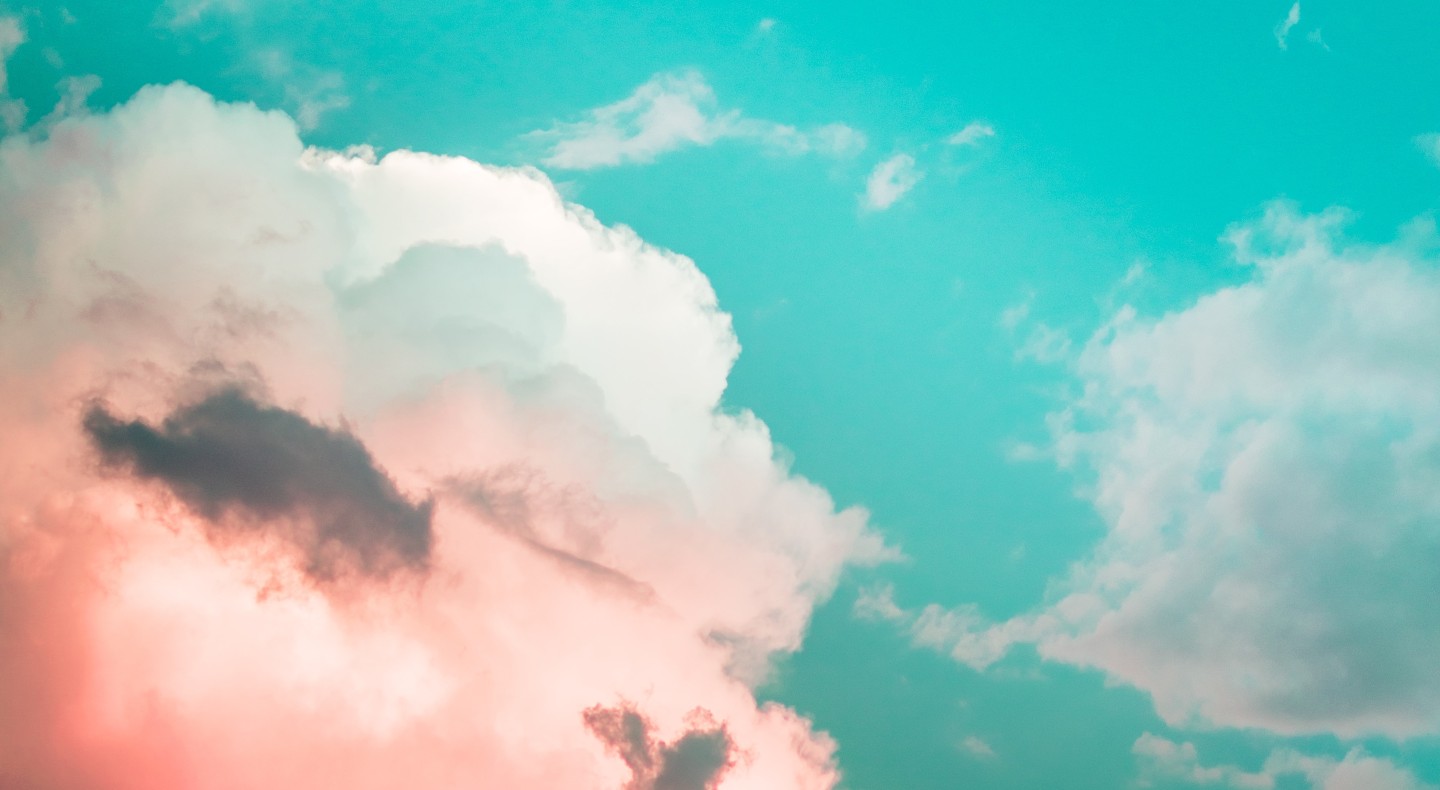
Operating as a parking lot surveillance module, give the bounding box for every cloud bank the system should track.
[0,83,886,788]
[871,203,1440,740]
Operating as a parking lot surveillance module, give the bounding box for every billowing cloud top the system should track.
[0,83,887,789]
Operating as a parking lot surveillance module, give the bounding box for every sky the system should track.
[2,1,1440,788]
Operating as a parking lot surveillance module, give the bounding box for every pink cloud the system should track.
[0,83,887,789]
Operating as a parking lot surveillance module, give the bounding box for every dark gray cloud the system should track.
[83,387,432,583]
[583,702,735,790]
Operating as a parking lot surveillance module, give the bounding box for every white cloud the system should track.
[1016,323,1072,363]
[885,203,1440,740]
[1418,134,1440,167]
[43,74,100,121]
[254,49,349,131]
[1265,748,1435,790]
[1135,735,1433,790]
[999,296,1032,330]
[999,293,1072,364]
[862,153,922,211]
[959,735,997,760]
[1275,3,1301,49]
[0,14,22,94]
[0,96,21,133]
[161,0,252,27]
[530,70,865,170]
[0,14,25,133]
[946,121,995,147]
[1133,734,1273,789]
[757,17,777,33]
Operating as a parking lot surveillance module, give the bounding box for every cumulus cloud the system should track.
[0,82,886,788]
[1275,3,1300,49]
[862,153,922,211]
[877,203,1440,739]
[1134,734,1433,790]
[530,70,865,169]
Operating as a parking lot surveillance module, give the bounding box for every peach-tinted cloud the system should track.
[0,83,887,788]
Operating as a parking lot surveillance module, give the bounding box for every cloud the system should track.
[0,13,22,93]
[45,73,101,121]
[584,702,736,790]
[530,69,865,169]
[84,387,434,585]
[959,735,996,760]
[161,0,253,27]
[879,203,1440,740]
[946,121,995,147]
[1418,133,1440,167]
[254,49,349,131]
[862,153,922,211]
[1275,3,1300,49]
[0,82,885,788]
[999,294,1073,364]
[1264,748,1435,790]
[1133,734,1273,789]
[0,14,25,132]
[1134,734,1433,790]
[756,18,777,34]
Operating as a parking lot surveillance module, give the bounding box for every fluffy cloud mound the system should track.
[875,204,1440,739]
[0,83,885,788]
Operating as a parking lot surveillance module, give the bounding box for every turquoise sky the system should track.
[9,1,1440,787]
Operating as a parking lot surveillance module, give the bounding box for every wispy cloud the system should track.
[160,0,252,28]
[1417,133,1440,166]
[946,121,995,147]
[960,736,997,761]
[862,153,922,211]
[1275,2,1300,49]
[254,49,349,131]
[531,69,865,170]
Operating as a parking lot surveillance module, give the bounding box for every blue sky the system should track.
[5,1,1440,788]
